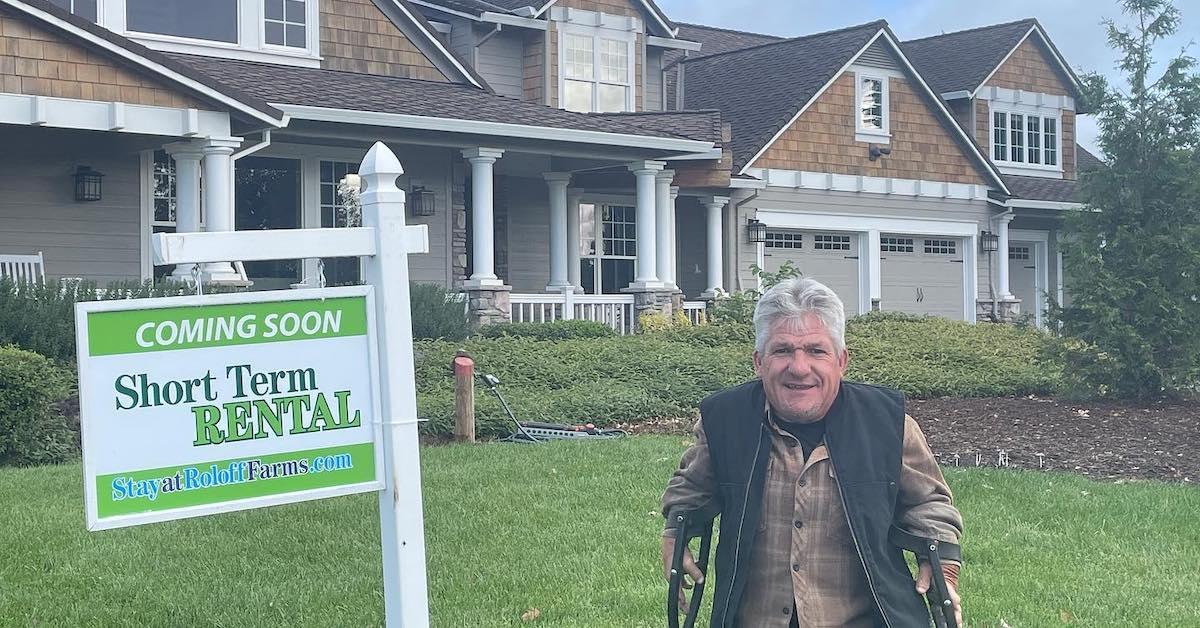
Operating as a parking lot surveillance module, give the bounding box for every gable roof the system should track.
[903,18,1085,105]
[3,0,285,126]
[680,20,1009,193]
[385,0,490,89]
[674,22,784,57]
[681,21,884,172]
[413,0,675,35]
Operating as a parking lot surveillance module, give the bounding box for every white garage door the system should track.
[880,235,965,319]
[762,230,860,314]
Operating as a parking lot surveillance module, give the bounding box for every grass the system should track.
[2,438,1199,627]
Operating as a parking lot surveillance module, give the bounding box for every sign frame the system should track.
[76,284,386,532]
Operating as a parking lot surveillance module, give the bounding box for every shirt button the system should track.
[782,607,792,615]
[794,520,803,529]
[798,478,808,487]
[792,563,801,572]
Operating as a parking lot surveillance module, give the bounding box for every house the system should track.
[0,0,1092,330]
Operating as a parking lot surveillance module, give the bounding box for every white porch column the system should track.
[655,169,675,288]
[544,172,572,291]
[668,186,679,290]
[164,141,203,280]
[463,148,505,287]
[866,229,882,311]
[702,196,729,297]
[567,188,583,290]
[200,138,242,282]
[997,213,1014,298]
[627,161,665,289]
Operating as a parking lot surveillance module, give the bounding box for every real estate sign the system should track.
[76,286,384,531]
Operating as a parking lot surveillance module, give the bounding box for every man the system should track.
[660,277,963,628]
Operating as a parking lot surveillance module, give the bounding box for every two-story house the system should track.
[1,0,1093,330]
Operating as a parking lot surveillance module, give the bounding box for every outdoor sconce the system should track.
[980,230,999,253]
[746,218,767,243]
[74,166,103,202]
[409,185,436,217]
[868,145,892,161]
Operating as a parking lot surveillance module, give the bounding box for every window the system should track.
[580,203,636,294]
[152,150,177,226]
[991,105,1062,170]
[127,0,239,44]
[265,0,307,48]
[47,0,97,22]
[854,71,890,140]
[1009,246,1030,260]
[880,236,914,253]
[814,234,851,251]
[765,231,802,249]
[560,29,633,113]
[924,239,957,255]
[320,161,361,285]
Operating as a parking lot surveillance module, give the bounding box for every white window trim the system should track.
[557,21,637,114]
[578,197,638,294]
[853,69,891,144]
[988,101,1064,178]
[100,0,322,67]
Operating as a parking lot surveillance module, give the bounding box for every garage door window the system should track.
[924,239,957,255]
[1009,246,1030,260]
[765,232,802,249]
[814,234,851,251]
[880,236,913,253]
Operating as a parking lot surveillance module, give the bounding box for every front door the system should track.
[1009,242,1041,326]
[235,156,301,290]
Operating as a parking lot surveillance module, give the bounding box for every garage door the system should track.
[880,235,965,319]
[762,230,860,314]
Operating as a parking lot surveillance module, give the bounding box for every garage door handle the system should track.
[1024,265,1036,269]
[844,256,859,260]
[950,259,964,263]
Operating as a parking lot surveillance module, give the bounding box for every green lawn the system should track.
[2,438,1198,627]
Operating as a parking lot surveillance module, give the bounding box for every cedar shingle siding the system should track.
[319,0,448,80]
[754,72,987,185]
[0,8,208,108]
[984,37,1071,95]
[557,0,641,17]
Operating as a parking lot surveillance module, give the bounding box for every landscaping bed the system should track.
[619,395,1200,484]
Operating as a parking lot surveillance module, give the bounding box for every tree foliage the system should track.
[1051,0,1200,397]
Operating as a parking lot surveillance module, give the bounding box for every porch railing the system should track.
[509,291,637,335]
[681,300,707,326]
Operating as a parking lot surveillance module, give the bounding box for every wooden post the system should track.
[453,351,475,443]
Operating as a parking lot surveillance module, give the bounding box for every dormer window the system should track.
[127,0,238,44]
[557,15,636,114]
[991,105,1061,173]
[853,69,890,143]
[264,0,308,49]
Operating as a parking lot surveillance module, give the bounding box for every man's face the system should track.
[753,313,849,423]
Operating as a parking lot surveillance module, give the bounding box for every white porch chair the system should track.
[0,251,46,285]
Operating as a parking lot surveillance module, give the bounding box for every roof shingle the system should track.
[680,21,884,170]
[588,110,724,144]
[901,19,1036,95]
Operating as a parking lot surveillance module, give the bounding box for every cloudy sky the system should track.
[657,0,1200,154]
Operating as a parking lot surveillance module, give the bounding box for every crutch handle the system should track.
[889,526,961,628]
[667,509,716,628]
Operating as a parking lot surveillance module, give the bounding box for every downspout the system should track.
[229,130,273,282]
[477,23,502,46]
[733,190,760,292]
[232,129,272,161]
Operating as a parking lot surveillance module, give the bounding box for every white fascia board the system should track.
[480,11,548,30]
[0,93,232,137]
[647,35,700,51]
[1007,199,1082,211]
[277,104,715,153]
[0,0,284,127]
[981,86,1075,111]
[636,0,676,37]
[875,30,1011,195]
[407,0,481,21]
[729,177,767,190]
[389,0,485,87]
[941,90,972,100]
[741,29,886,175]
[755,208,979,237]
[745,167,993,201]
[664,148,724,160]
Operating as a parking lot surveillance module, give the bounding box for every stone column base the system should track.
[976,297,1022,323]
[466,284,512,327]
[622,286,677,324]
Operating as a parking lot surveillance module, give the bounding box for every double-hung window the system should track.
[991,105,1061,171]
[560,27,634,113]
[854,70,890,142]
[126,0,239,44]
[47,0,97,22]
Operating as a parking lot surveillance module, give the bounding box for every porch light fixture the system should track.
[409,185,436,217]
[746,218,767,243]
[980,230,999,253]
[73,166,103,202]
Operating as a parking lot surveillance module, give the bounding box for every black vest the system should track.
[699,379,930,628]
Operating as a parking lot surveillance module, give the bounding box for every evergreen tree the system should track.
[1052,0,1200,397]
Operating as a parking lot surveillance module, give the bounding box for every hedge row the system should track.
[0,346,77,466]
[414,313,1062,437]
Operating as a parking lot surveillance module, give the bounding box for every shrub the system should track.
[408,282,471,341]
[477,320,616,341]
[0,346,77,466]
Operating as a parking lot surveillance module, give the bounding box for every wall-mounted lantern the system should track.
[980,230,999,253]
[747,218,767,243]
[74,166,103,202]
[410,186,436,217]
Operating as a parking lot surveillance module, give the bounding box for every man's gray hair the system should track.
[753,277,847,353]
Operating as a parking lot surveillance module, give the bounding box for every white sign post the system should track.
[78,142,432,628]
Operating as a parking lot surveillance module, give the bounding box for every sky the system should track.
[657,0,1200,155]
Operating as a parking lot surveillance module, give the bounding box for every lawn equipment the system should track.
[475,372,626,443]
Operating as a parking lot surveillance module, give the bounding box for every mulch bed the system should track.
[617,396,1200,484]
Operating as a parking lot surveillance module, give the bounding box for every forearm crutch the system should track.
[666,509,716,628]
[889,526,961,628]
